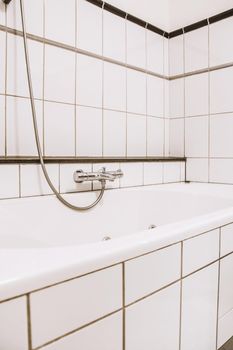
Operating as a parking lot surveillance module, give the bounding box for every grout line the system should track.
[26,295,33,350]
[4,17,7,156]
[1,244,233,303]
[74,0,78,157]
[126,278,181,308]
[101,2,104,158]
[18,164,21,198]
[125,15,128,158]
[179,241,183,350]
[42,0,45,157]
[207,19,211,183]
[182,30,186,159]
[33,308,123,350]
[122,262,126,350]
[0,24,168,79]
[216,228,222,350]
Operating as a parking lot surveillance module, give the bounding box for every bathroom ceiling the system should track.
[107,0,233,31]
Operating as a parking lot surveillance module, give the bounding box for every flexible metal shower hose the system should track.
[19,0,105,210]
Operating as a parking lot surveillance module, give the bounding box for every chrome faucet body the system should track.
[74,167,124,184]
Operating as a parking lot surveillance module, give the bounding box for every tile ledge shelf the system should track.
[0,157,186,164]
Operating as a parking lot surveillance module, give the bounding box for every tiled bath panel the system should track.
[1,225,233,350]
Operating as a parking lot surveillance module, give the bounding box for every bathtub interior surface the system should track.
[1,183,233,248]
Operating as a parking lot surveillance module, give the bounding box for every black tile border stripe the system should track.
[86,0,103,9]
[0,157,186,164]
[85,0,233,38]
[169,28,183,38]
[184,19,208,33]
[126,13,147,28]
[209,8,233,24]
[104,3,126,19]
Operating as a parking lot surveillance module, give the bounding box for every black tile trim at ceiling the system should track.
[0,157,186,164]
[85,0,169,37]
[85,0,233,38]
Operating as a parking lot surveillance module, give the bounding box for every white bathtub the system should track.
[1,182,233,296]
[1,183,233,350]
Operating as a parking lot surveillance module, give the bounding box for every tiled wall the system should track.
[169,16,233,184]
[0,0,186,200]
[0,0,170,159]
[0,161,185,199]
[2,222,233,349]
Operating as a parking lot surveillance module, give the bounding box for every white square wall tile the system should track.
[219,254,233,318]
[126,21,146,69]
[38,312,123,350]
[30,265,122,348]
[180,162,185,181]
[0,164,19,199]
[210,18,233,67]
[127,114,146,157]
[147,117,164,156]
[164,119,170,156]
[0,2,5,25]
[76,54,102,108]
[186,158,209,182]
[209,158,233,184]
[45,0,76,46]
[147,30,164,74]
[103,62,126,111]
[169,35,184,76]
[93,162,120,190]
[7,35,43,99]
[169,78,184,118]
[210,68,233,114]
[221,223,233,257]
[103,10,125,62]
[218,308,233,349]
[0,31,6,94]
[44,45,76,104]
[6,0,43,36]
[126,282,180,350]
[144,162,163,185]
[185,116,209,157]
[0,297,28,350]
[76,106,102,157]
[20,164,59,197]
[103,110,126,157]
[0,95,5,156]
[210,114,233,157]
[127,69,147,115]
[147,75,164,117]
[185,73,209,117]
[185,26,208,72]
[7,97,43,156]
[163,162,181,183]
[164,38,169,77]
[44,102,75,156]
[164,80,170,117]
[181,263,219,350]
[125,244,181,304]
[120,162,143,188]
[183,229,219,276]
[77,0,102,55]
[169,118,184,157]
[60,163,92,193]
